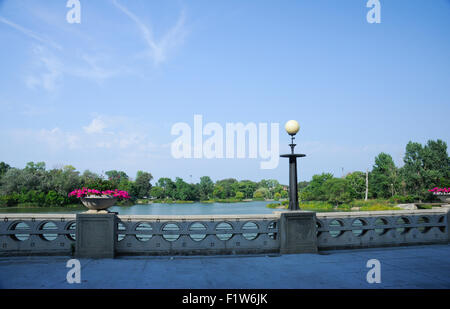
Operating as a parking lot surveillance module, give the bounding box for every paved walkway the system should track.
[0,244,449,289]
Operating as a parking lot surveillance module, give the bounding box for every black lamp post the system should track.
[280,120,306,211]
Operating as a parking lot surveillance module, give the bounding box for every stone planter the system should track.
[80,195,117,213]
[436,195,450,205]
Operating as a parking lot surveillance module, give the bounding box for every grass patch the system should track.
[266,202,285,209]
[349,199,400,211]
[266,199,403,212]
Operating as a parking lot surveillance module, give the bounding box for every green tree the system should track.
[401,140,450,200]
[199,176,214,200]
[215,178,237,198]
[105,170,129,187]
[174,177,198,201]
[300,173,334,201]
[234,180,257,199]
[0,162,10,177]
[134,171,153,199]
[213,184,226,199]
[253,187,269,199]
[150,186,164,199]
[274,192,282,200]
[323,178,352,206]
[235,191,244,200]
[156,178,176,199]
[345,171,366,199]
[370,153,399,199]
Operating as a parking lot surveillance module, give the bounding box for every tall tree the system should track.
[134,171,153,199]
[300,173,334,201]
[345,171,366,200]
[156,178,176,199]
[199,176,214,200]
[370,153,399,198]
[0,162,10,176]
[401,140,450,199]
[105,170,129,185]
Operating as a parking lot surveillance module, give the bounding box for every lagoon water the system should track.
[0,201,277,215]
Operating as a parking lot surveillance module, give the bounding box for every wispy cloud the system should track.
[0,16,62,50]
[25,45,123,92]
[111,0,187,65]
[25,45,63,92]
[10,115,165,158]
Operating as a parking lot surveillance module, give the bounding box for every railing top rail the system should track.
[0,208,447,221]
[316,208,449,218]
[0,214,77,220]
[117,213,281,221]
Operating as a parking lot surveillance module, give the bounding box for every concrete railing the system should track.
[115,214,280,255]
[0,214,76,256]
[0,209,448,257]
[316,209,449,250]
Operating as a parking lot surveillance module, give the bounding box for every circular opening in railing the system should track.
[117,222,126,242]
[268,221,277,240]
[39,221,58,241]
[66,221,76,241]
[396,217,410,235]
[189,222,207,242]
[374,218,389,235]
[135,222,152,242]
[351,219,367,237]
[215,222,233,241]
[417,216,430,234]
[328,219,344,238]
[242,222,259,240]
[9,221,30,241]
[438,216,446,233]
[162,223,180,242]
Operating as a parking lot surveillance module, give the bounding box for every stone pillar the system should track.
[278,211,317,254]
[75,213,116,258]
[447,208,450,243]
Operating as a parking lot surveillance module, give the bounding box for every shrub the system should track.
[266,202,283,209]
[389,195,417,203]
[0,194,19,207]
[235,191,244,200]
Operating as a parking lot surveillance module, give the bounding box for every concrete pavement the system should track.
[0,244,449,289]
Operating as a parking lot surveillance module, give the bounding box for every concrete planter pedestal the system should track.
[75,213,116,259]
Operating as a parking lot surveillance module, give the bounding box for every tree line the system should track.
[300,139,450,205]
[0,139,448,207]
[0,161,288,207]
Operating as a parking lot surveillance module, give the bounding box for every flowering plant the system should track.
[428,187,450,195]
[68,188,130,199]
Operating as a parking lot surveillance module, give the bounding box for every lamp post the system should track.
[280,120,306,211]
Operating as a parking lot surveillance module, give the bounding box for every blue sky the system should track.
[0,0,449,184]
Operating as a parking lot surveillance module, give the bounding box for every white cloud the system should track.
[112,0,187,65]
[83,117,107,134]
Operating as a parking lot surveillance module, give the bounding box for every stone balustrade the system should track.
[0,209,448,257]
[0,214,76,256]
[316,209,449,250]
[115,214,280,255]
